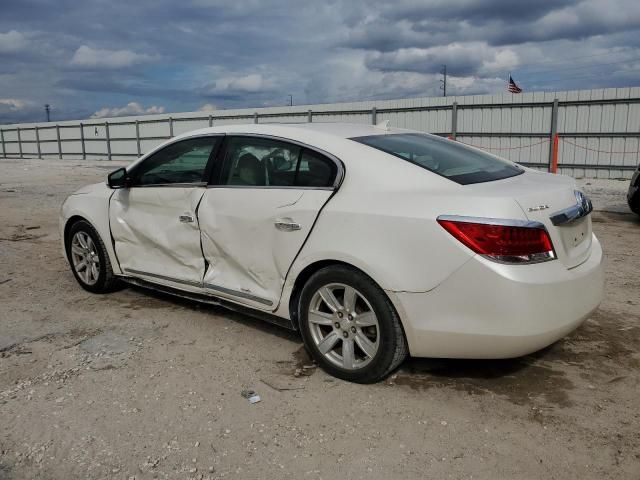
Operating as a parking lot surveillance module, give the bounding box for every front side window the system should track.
[352,133,523,185]
[134,136,219,186]
[221,136,337,188]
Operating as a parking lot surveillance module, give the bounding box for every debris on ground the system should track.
[240,389,261,404]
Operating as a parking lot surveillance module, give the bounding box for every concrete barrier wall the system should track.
[2,87,640,179]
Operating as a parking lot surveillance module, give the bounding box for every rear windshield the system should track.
[351,133,523,185]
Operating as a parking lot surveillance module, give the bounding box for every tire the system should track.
[65,219,121,294]
[298,265,408,383]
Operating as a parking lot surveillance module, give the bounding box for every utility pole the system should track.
[440,65,447,97]
[45,104,50,122]
[288,94,293,106]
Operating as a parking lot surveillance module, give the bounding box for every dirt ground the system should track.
[1,158,639,480]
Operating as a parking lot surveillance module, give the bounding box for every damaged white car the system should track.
[60,123,604,383]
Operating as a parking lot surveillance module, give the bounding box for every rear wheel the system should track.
[298,265,407,383]
[66,220,121,293]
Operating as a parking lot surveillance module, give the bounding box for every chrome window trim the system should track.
[123,268,274,306]
[214,133,345,189]
[206,185,333,191]
[130,182,208,188]
[549,191,593,226]
[436,214,545,230]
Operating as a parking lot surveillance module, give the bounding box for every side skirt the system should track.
[119,276,296,331]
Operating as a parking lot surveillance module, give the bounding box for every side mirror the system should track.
[107,167,131,189]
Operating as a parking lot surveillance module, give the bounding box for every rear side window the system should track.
[351,133,523,185]
[296,149,337,187]
[220,136,337,188]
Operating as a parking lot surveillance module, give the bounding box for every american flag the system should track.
[507,75,522,93]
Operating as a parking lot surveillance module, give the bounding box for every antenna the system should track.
[440,65,447,97]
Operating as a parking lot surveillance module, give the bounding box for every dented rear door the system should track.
[198,188,332,309]
[197,135,340,310]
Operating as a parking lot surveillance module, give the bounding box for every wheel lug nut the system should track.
[337,312,343,318]
[343,331,349,338]
[334,322,340,329]
[348,315,353,320]
[351,327,356,333]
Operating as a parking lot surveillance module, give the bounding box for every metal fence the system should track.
[2,87,640,179]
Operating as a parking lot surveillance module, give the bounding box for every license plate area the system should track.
[559,216,589,248]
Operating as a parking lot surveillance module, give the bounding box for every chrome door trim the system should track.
[203,283,274,306]
[123,268,274,306]
[123,268,202,287]
[549,191,593,226]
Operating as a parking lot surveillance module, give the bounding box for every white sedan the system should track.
[60,123,604,383]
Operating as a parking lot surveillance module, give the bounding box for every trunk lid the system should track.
[466,170,593,269]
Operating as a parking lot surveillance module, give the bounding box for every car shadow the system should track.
[125,284,302,344]
[394,343,575,407]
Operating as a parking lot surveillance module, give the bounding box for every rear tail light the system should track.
[437,216,555,264]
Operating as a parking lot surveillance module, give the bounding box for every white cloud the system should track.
[90,102,165,118]
[211,73,271,93]
[366,42,519,77]
[71,45,157,69]
[0,30,28,53]
[0,98,28,110]
[198,103,217,112]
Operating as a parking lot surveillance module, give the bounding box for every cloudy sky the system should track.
[1,0,640,123]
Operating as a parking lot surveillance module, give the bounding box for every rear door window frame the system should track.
[208,134,344,190]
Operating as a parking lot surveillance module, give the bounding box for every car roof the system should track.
[176,122,414,142]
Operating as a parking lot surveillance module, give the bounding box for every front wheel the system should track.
[298,265,408,383]
[65,219,121,293]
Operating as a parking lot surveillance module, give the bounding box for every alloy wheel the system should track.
[70,231,100,286]
[307,283,380,370]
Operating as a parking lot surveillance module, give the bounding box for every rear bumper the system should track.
[389,234,604,359]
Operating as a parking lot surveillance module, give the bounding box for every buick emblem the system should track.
[528,205,549,212]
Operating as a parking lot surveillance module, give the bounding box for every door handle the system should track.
[179,213,195,223]
[274,219,301,232]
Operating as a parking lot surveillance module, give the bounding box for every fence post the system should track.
[308,110,313,123]
[56,124,62,159]
[208,115,213,127]
[80,123,86,160]
[17,127,23,158]
[371,107,377,125]
[451,102,458,140]
[169,117,174,137]
[548,98,559,173]
[105,121,112,161]
[35,126,41,159]
[135,120,141,156]
[0,129,4,158]
[254,112,259,124]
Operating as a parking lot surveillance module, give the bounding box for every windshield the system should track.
[351,133,524,185]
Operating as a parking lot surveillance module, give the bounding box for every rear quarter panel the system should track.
[277,139,530,317]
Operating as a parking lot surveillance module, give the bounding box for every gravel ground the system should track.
[1,158,639,480]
